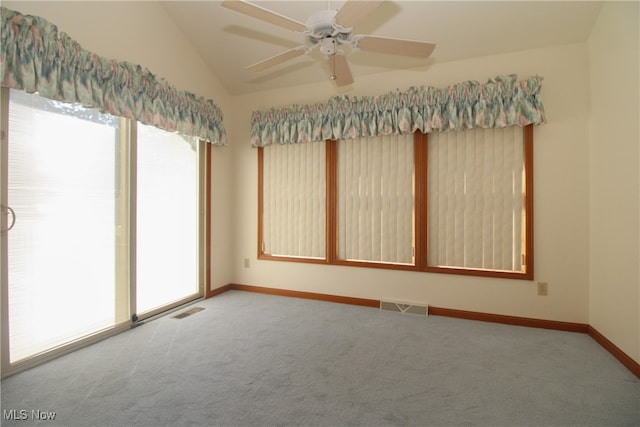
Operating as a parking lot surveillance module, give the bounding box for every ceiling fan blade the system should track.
[246,48,306,72]
[221,0,306,33]
[334,0,384,30]
[329,54,354,87]
[356,35,436,58]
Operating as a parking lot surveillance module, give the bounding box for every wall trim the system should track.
[206,284,233,299]
[210,283,640,379]
[587,325,640,379]
[427,306,589,333]
[228,284,379,307]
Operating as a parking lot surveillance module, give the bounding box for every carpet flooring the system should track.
[1,290,639,426]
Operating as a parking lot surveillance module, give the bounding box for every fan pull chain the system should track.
[331,54,337,80]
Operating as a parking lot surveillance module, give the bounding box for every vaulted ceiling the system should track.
[162,1,603,95]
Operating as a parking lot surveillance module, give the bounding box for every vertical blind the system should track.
[337,134,415,264]
[428,126,525,272]
[262,142,326,258]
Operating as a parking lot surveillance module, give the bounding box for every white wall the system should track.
[3,1,235,290]
[231,42,592,324]
[588,2,640,363]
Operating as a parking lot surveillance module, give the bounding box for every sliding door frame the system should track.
[1,87,11,374]
[0,88,210,378]
[132,123,207,322]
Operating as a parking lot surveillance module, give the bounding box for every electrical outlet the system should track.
[537,282,548,296]
[243,258,250,268]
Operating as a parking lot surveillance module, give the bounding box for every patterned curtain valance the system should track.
[0,7,227,146]
[251,74,546,147]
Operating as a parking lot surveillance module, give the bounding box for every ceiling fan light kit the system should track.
[221,0,436,87]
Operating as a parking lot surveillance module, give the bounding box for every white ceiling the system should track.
[161,1,603,95]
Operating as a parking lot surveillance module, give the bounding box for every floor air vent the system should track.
[172,307,205,319]
[380,301,428,316]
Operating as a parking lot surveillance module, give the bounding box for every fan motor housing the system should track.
[305,8,354,56]
[306,9,337,37]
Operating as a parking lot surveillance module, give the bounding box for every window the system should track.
[337,134,415,265]
[425,126,532,279]
[259,142,326,260]
[258,125,533,279]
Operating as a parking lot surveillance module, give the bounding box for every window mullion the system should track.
[414,132,428,270]
[326,140,337,264]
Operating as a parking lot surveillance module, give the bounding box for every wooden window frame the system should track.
[257,125,534,280]
[257,144,328,265]
[421,125,534,280]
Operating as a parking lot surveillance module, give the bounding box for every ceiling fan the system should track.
[220,0,436,87]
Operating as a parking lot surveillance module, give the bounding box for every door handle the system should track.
[2,204,15,231]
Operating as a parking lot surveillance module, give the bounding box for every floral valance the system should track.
[251,74,546,147]
[0,7,227,146]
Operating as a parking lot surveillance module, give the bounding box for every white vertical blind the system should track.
[337,134,414,264]
[428,127,524,272]
[262,142,326,258]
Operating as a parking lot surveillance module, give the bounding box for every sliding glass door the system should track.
[136,123,201,316]
[1,89,205,375]
[2,90,130,364]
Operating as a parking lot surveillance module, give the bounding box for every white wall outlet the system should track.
[243,258,250,268]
